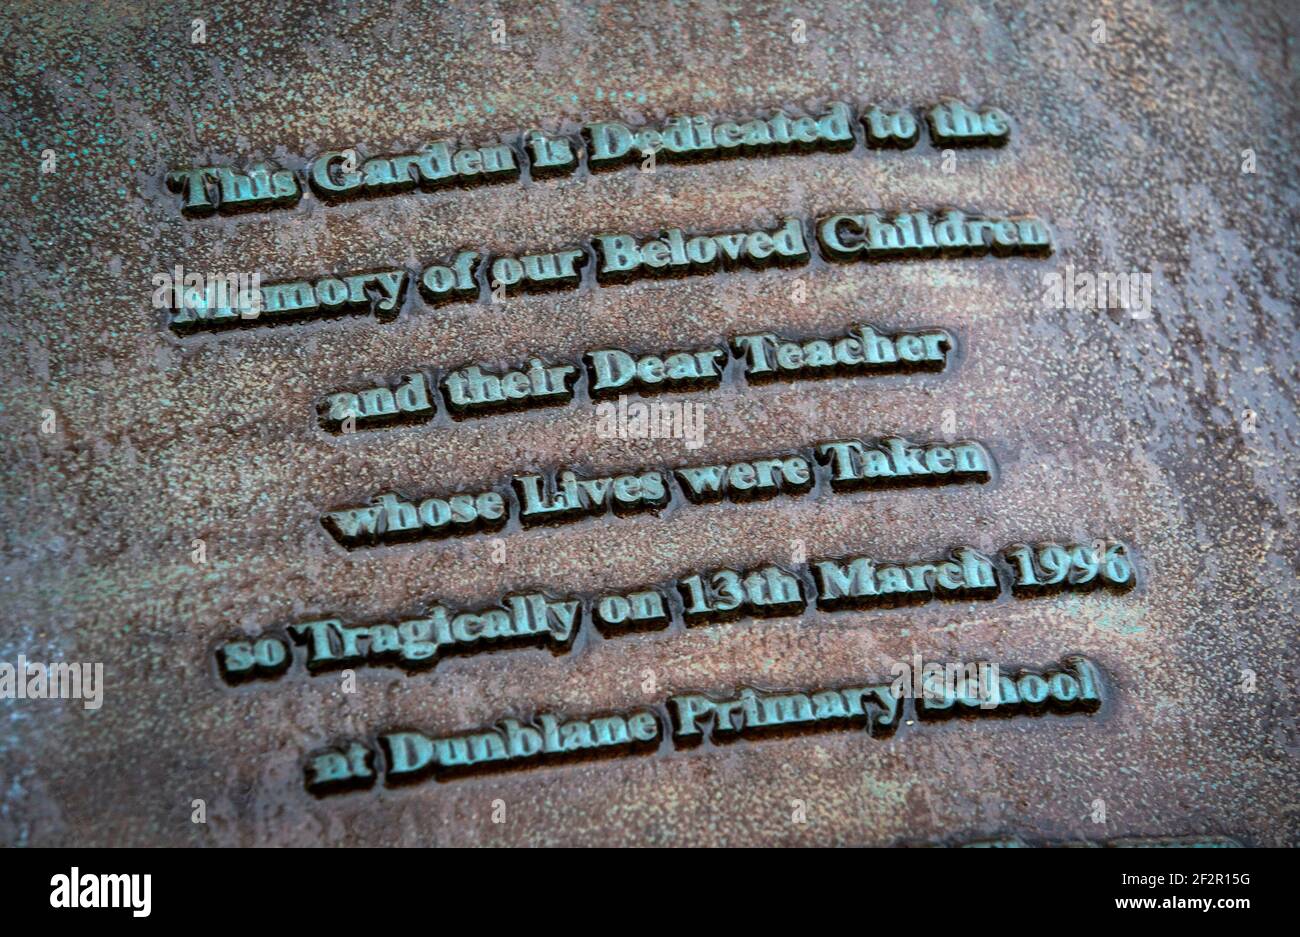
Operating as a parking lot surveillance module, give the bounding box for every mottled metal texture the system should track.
[1,0,1297,846]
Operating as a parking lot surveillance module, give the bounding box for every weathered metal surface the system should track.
[0,0,1297,846]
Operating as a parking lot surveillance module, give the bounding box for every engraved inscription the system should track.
[163,98,1014,219]
[318,434,993,547]
[316,322,953,434]
[303,657,1103,795]
[164,210,1050,335]
[217,539,1138,685]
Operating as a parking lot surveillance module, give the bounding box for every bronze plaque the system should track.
[1,0,1297,847]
